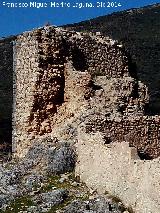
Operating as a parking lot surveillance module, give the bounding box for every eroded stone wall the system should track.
[6,24,160,213]
[10,25,160,213]
[13,31,39,155]
[85,115,160,159]
[66,32,129,78]
[26,28,66,136]
[75,132,160,213]
[13,26,137,157]
[12,26,160,160]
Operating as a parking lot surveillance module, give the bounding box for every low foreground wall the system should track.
[75,132,160,213]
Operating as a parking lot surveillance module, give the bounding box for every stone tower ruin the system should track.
[10,26,159,159]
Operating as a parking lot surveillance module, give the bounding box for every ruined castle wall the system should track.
[76,132,160,213]
[86,115,160,159]
[10,26,160,212]
[12,26,160,159]
[13,27,132,157]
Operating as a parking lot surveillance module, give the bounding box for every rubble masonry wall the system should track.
[86,115,160,159]
[76,132,160,213]
[13,27,131,157]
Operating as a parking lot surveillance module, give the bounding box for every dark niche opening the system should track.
[137,150,153,160]
[71,46,88,72]
[104,137,112,145]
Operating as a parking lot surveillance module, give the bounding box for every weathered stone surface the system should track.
[47,142,76,175]
[64,196,122,213]
[33,189,69,212]
[76,132,160,213]
[23,173,45,192]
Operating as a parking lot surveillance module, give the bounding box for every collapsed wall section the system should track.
[76,132,160,213]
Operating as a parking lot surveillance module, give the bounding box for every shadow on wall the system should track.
[122,43,160,116]
[122,39,160,116]
[116,47,154,116]
[0,37,14,156]
[71,46,88,72]
[125,51,139,99]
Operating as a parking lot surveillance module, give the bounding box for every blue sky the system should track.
[0,0,159,37]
